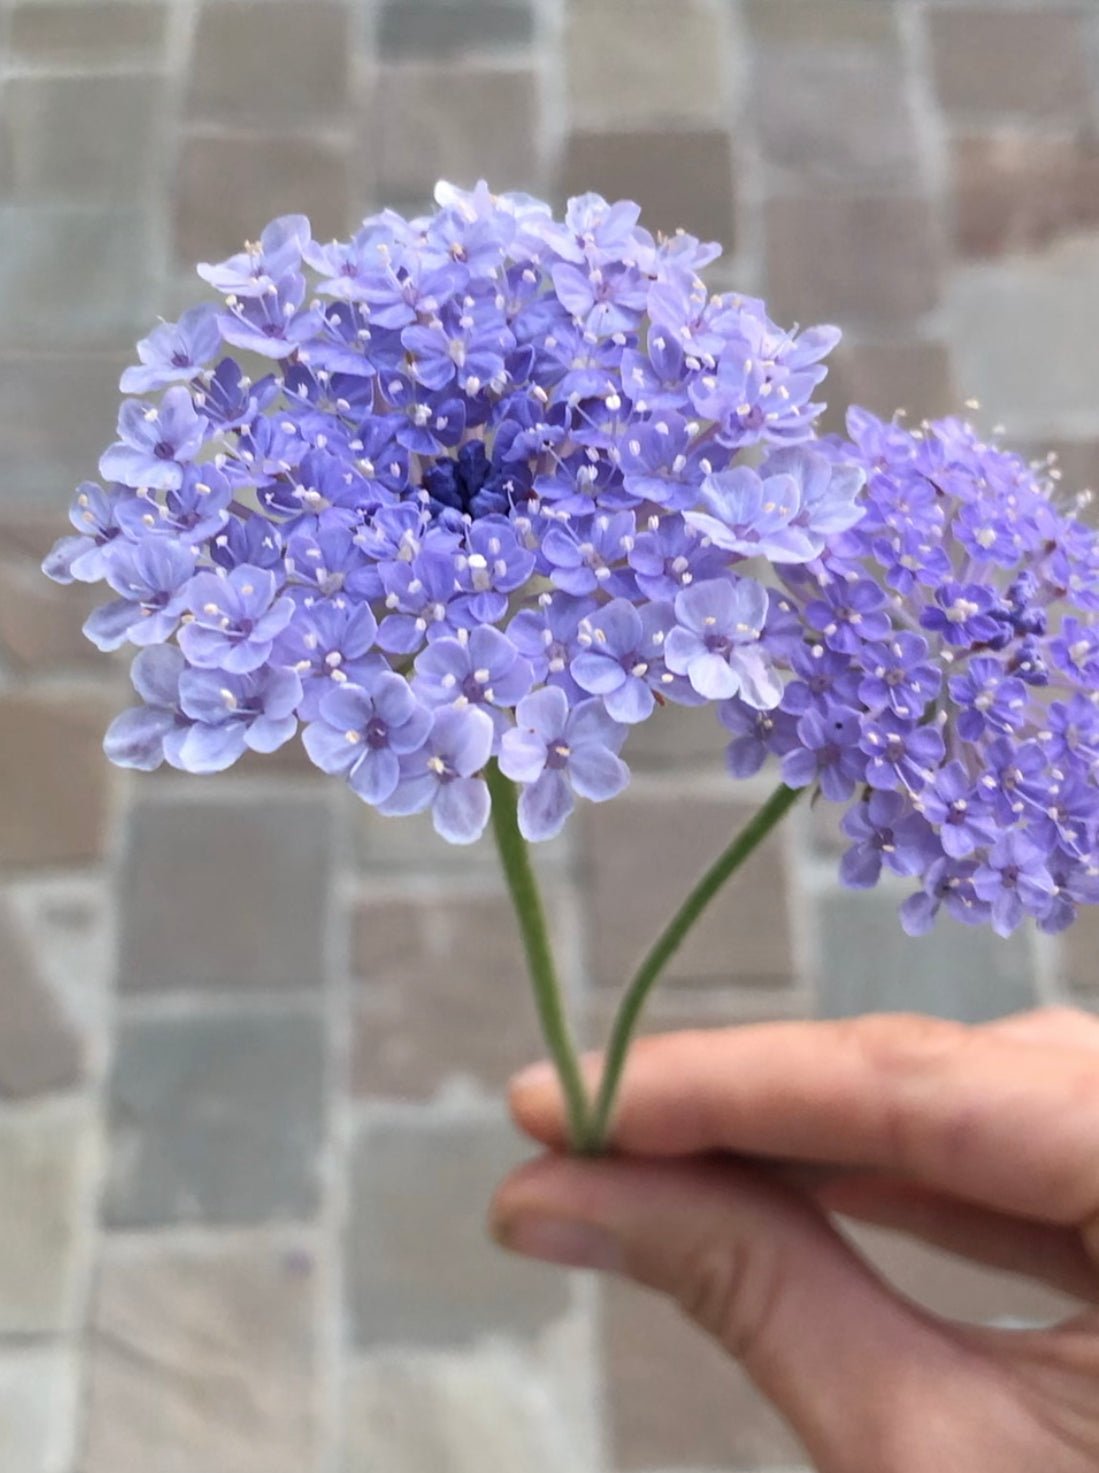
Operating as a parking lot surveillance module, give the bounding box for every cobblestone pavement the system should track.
[2,2,1099,1469]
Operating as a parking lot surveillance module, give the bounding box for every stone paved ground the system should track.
[2,1,1099,1469]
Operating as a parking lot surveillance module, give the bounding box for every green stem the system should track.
[486,762,592,1147]
[587,782,802,1151]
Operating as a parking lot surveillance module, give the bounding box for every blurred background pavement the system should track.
[1,1,1098,1469]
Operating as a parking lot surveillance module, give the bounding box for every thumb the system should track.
[492,1155,1000,1473]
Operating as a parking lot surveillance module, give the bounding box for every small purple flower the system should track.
[916,761,997,859]
[197,214,310,297]
[900,858,989,937]
[103,646,189,771]
[781,703,866,801]
[919,581,1005,649]
[839,791,938,888]
[664,577,781,707]
[179,564,295,674]
[685,463,818,564]
[176,665,303,772]
[218,274,324,360]
[43,482,135,585]
[413,625,533,736]
[947,658,1028,742]
[804,577,891,655]
[971,831,1056,937]
[274,602,382,719]
[540,512,637,598]
[302,674,432,804]
[120,306,221,394]
[857,632,941,721]
[83,540,197,650]
[379,704,495,844]
[571,598,676,723]
[99,387,208,492]
[499,687,629,840]
[507,593,593,701]
[1050,616,1099,685]
[859,713,945,792]
[719,698,799,777]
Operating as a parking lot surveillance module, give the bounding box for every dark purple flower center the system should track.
[365,716,389,749]
[170,351,192,368]
[153,440,176,460]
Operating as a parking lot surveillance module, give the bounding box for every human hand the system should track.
[491,1009,1099,1472]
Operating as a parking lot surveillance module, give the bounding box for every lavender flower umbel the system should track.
[44,181,857,846]
[42,180,1099,1147]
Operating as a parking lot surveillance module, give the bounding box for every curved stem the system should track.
[587,782,803,1151]
[486,762,592,1147]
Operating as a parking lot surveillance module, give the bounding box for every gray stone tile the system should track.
[753,48,921,194]
[83,1239,317,1473]
[2,75,163,203]
[118,793,333,993]
[105,1011,326,1227]
[8,1,169,64]
[565,0,729,127]
[0,690,119,869]
[816,886,1039,1022]
[560,129,736,249]
[0,892,83,1098]
[346,1111,569,1347]
[372,63,540,202]
[0,1347,79,1473]
[825,338,957,430]
[951,133,1099,261]
[744,0,900,47]
[188,1,352,125]
[948,237,1099,438]
[764,195,943,328]
[343,1347,587,1473]
[378,1,534,59]
[173,131,350,268]
[0,1110,95,1334]
[0,206,154,350]
[0,353,126,508]
[928,7,1090,122]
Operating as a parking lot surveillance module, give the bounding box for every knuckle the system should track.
[672,1234,779,1364]
[847,1013,971,1077]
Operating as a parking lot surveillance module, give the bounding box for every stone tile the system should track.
[826,338,957,426]
[349,889,547,1098]
[744,0,900,47]
[1063,899,1099,994]
[0,1110,95,1334]
[188,1,351,125]
[0,1347,79,1473]
[371,63,540,203]
[951,132,1099,260]
[816,886,1038,1022]
[83,1239,317,1473]
[0,354,126,508]
[378,0,534,59]
[764,196,943,327]
[105,1010,326,1227]
[3,75,162,203]
[8,1,169,64]
[174,131,350,267]
[928,8,1090,122]
[847,1222,1085,1325]
[620,700,728,772]
[585,979,812,1056]
[581,784,795,988]
[560,129,736,248]
[948,236,1099,437]
[0,206,153,351]
[0,540,103,672]
[347,1110,569,1347]
[565,0,728,127]
[118,793,333,992]
[753,48,921,194]
[0,893,83,1099]
[343,1345,591,1473]
[602,1277,806,1471]
[0,690,117,869]
[355,802,572,875]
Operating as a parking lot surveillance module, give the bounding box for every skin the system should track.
[490,1007,1099,1473]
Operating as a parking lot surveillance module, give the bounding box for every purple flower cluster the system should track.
[721,409,1099,937]
[45,181,856,844]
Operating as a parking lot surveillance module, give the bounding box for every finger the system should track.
[983,1006,1099,1051]
[509,1015,1099,1227]
[492,1154,1034,1472]
[813,1173,1099,1305]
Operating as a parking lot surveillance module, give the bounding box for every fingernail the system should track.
[499,1214,624,1274]
[509,1061,556,1096]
